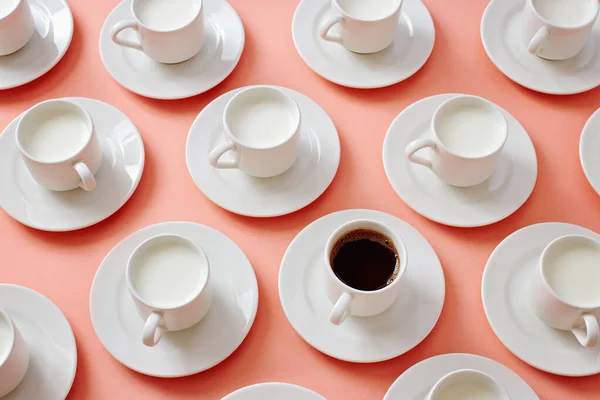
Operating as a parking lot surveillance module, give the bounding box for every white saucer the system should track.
[186,86,340,217]
[481,0,600,95]
[580,109,600,196]
[99,0,244,100]
[383,353,538,399]
[482,222,600,376]
[0,98,145,232]
[383,94,537,228]
[0,284,77,400]
[90,221,258,377]
[0,0,73,90]
[223,383,327,400]
[279,209,444,363]
[292,0,434,89]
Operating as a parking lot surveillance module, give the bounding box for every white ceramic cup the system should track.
[0,0,34,56]
[16,99,102,192]
[324,219,408,325]
[530,235,600,348]
[426,369,511,400]
[319,0,403,54]
[0,309,29,398]
[126,234,212,347]
[405,95,508,188]
[522,0,599,60]
[110,0,204,64]
[208,86,301,178]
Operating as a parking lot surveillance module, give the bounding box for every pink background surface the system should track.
[1,0,600,398]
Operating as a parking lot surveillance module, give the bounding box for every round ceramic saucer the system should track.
[0,0,73,90]
[186,86,340,217]
[223,383,327,400]
[0,98,145,232]
[383,353,538,399]
[90,222,258,377]
[481,0,600,95]
[482,222,600,376]
[279,209,445,363]
[580,109,600,196]
[100,0,244,100]
[292,0,434,89]
[383,94,537,227]
[0,284,77,400]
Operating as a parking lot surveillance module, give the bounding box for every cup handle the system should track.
[74,162,96,191]
[528,27,549,55]
[572,314,599,348]
[208,141,239,169]
[143,312,164,347]
[319,14,344,45]
[405,138,437,169]
[110,20,143,51]
[329,292,353,325]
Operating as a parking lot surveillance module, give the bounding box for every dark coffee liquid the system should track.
[330,229,399,291]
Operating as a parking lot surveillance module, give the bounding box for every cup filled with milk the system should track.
[530,234,600,347]
[426,369,510,400]
[126,234,212,347]
[110,0,204,64]
[208,86,301,178]
[0,0,34,56]
[16,99,102,191]
[0,309,29,398]
[405,95,508,187]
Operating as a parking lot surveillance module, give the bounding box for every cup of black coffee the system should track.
[324,219,408,325]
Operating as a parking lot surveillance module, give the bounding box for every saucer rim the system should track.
[222,382,327,400]
[580,109,600,196]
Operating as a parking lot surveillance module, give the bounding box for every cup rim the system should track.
[0,0,23,21]
[428,369,509,399]
[0,309,16,367]
[222,85,301,151]
[130,0,203,33]
[529,0,599,29]
[539,234,600,310]
[430,94,508,160]
[324,219,408,295]
[126,233,210,311]
[15,99,94,165]
[332,0,403,22]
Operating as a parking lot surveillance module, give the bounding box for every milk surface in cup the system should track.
[337,0,402,20]
[0,0,19,19]
[533,0,595,26]
[136,0,199,31]
[0,315,12,363]
[434,382,502,400]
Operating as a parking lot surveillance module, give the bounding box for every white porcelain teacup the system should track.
[522,0,599,60]
[324,219,408,325]
[126,234,212,347]
[208,86,301,178]
[110,0,205,64]
[16,99,102,192]
[426,369,511,400]
[319,0,403,54]
[0,0,34,56]
[0,309,29,398]
[530,234,600,347]
[405,95,508,187]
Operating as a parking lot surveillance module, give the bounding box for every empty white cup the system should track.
[126,234,212,347]
[16,99,102,192]
[406,95,508,187]
[208,86,301,178]
[0,309,29,398]
[530,235,600,347]
[110,0,204,64]
[319,0,403,54]
[426,369,511,400]
[0,0,34,56]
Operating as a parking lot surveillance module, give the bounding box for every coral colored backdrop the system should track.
[1,0,599,399]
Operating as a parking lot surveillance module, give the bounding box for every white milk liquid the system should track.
[436,382,501,400]
[229,97,296,148]
[131,241,206,308]
[533,0,594,26]
[136,0,199,31]
[0,0,20,19]
[338,0,401,20]
[23,110,88,163]
[0,315,13,363]
[436,105,505,157]
[545,240,600,306]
